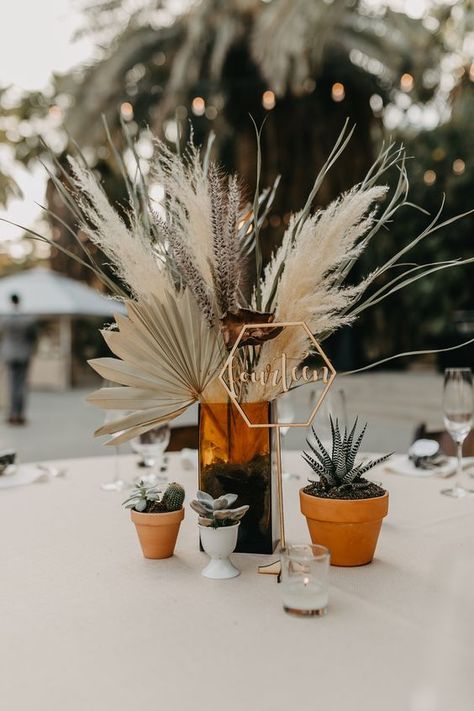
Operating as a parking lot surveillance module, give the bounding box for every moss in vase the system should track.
[201,454,272,552]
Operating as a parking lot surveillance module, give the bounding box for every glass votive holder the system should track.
[280,544,330,617]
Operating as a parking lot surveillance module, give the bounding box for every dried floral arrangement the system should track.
[8,121,473,443]
[190,491,249,528]
[303,417,391,500]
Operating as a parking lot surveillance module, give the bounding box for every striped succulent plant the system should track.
[303,417,391,494]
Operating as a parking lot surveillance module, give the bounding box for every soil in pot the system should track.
[303,479,385,500]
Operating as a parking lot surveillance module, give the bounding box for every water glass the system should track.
[280,544,330,617]
[441,368,473,498]
[100,409,129,491]
[131,423,171,484]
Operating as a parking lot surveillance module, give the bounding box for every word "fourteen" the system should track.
[228,353,329,395]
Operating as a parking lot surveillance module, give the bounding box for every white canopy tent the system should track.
[0,268,124,390]
[0,268,122,317]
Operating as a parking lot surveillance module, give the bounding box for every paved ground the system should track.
[0,371,445,464]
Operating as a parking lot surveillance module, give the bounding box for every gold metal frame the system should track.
[218,321,336,429]
[217,321,337,577]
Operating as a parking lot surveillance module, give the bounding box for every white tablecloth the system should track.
[1,452,473,711]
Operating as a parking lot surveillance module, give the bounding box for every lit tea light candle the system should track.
[280,544,330,617]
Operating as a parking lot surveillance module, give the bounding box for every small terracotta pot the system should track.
[131,508,184,559]
[299,489,389,567]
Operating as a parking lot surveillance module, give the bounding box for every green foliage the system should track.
[356,83,474,363]
[122,480,161,512]
[303,417,392,493]
[123,480,185,513]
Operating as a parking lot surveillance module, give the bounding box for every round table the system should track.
[1,452,473,711]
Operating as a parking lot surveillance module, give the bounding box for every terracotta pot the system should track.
[131,508,184,559]
[299,489,389,567]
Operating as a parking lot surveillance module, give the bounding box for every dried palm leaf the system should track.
[87,289,225,443]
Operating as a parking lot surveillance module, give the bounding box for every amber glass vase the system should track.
[199,400,279,554]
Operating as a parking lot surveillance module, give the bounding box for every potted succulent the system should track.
[190,492,249,579]
[123,481,185,559]
[299,418,391,567]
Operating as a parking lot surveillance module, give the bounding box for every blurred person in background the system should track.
[0,294,38,425]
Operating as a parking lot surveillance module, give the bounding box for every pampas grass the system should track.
[152,139,214,284]
[68,157,169,302]
[209,166,242,314]
[248,184,387,400]
[275,184,388,333]
[153,141,244,320]
[6,121,473,436]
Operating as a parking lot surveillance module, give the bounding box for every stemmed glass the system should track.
[101,409,129,492]
[276,396,299,481]
[131,423,171,485]
[441,368,473,498]
[309,386,348,443]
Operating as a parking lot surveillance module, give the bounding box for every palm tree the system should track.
[3,1,468,367]
[41,0,440,268]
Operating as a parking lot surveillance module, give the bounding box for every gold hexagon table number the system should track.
[217,321,336,575]
[219,322,336,429]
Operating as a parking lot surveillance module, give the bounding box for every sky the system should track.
[0,0,93,241]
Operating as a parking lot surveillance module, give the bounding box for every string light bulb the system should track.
[262,90,276,110]
[400,73,414,92]
[331,82,345,102]
[423,170,436,186]
[452,159,465,175]
[191,97,206,116]
[120,102,134,121]
[432,147,446,161]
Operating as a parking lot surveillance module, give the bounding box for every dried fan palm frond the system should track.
[87,289,225,444]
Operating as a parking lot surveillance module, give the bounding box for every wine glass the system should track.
[131,423,171,485]
[309,386,348,443]
[101,410,129,492]
[441,368,473,498]
[277,395,300,481]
